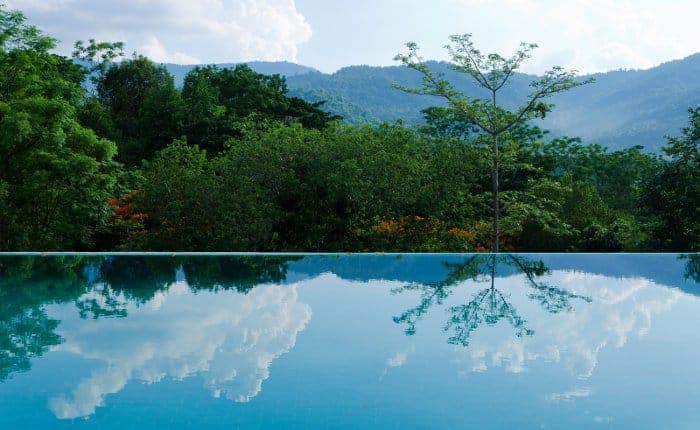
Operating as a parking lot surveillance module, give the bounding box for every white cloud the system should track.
[7,0,75,13]
[450,0,697,74]
[8,0,699,73]
[7,0,312,64]
[141,35,200,64]
[47,281,311,419]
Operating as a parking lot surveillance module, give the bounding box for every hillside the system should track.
[285,55,700,152]
[163,54,700,152]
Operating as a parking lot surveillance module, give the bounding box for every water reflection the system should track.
[0,254,698,425]
[435,259,686,378]
[0,256,301,385]
[0,256,89,382]
[392,255,591,346]
[683,254,700,283]
[50,281,311,419]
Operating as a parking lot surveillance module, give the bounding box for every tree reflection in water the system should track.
[683,254,700,284]
[0,256,91,381]
[393,254,592,347]
[76,256,301,319]
[0,255,300,381]
[0,253,695,382]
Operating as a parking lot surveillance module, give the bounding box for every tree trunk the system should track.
[492,132,499,253]
[492,91,500,253]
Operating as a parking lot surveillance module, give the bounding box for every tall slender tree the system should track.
[395,34,592,252]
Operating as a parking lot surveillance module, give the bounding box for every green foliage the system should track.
[502,177,642,251]
[280,54,700,153]
[0,8,54,52]
[77,96,119,141]
[112,115,689,252]
[394,34,592,251]
[96,55,184,165]
[0,6,119,250]
[72,39,124,87]
[126,124,488,251]
[640,108,700,250]
[0,4,697,252]
[420,106,479,138]
[129,138,276,250]
[180,64,339,154]
[527,137,662,213]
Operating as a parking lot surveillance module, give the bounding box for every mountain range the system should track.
[162,54,700,153]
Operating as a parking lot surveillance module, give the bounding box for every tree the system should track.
[640,108,700,251]
[180,64,340,154]
[129,139,279,251]
[395,34,592,252]
[96,55,184,165]
[527,137,661,214]
[180,66,233,153]
[0,6,119,250]
[71,38,125,88]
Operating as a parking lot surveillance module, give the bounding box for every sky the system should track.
[7,0,700,75]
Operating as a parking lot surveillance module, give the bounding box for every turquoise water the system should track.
[0,254,698,429]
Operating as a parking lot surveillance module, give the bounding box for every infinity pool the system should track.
[1,254,698,429]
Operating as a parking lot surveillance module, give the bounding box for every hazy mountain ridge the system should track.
[163,54,700,152]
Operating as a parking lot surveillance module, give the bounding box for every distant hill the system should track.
[162,54,700,152]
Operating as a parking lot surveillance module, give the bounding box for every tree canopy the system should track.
[0,4,696,253]
[0,8,118,250]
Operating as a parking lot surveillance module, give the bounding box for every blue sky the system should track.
[8,0,700,74]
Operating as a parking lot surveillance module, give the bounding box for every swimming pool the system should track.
[1,254,698,429]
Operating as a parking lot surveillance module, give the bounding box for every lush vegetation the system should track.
[0,6,698,252]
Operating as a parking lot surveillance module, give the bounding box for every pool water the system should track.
[0,254,698,429]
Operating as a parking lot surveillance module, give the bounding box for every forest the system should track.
[0,6,698,252]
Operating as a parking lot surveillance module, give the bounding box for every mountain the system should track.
[163,54,700,152]
[284,55,700,152]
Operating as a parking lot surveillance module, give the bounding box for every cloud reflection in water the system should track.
[48,281,311,419]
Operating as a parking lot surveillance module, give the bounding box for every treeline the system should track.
[0,7,698,252]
